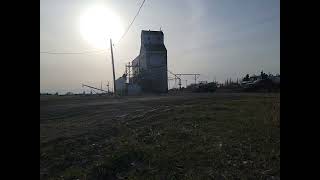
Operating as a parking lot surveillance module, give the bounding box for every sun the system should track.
[80,6,124,49]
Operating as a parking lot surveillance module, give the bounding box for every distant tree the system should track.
[66,92,74,96]
[55,92,59,96]
[261,71,268,79]
[243,74,250,81]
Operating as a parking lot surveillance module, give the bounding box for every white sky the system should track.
[40,0,280,94]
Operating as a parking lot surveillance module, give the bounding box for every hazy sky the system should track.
[40,0,280,93]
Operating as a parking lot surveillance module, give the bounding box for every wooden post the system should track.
[110,39,116,95]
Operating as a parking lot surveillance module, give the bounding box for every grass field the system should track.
[40,93,280,180]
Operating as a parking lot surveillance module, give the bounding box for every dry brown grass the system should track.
[40,93,280,179]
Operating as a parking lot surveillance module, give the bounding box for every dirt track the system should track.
[41,93,247,142]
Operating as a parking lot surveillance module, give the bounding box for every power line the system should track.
[41,0,146,54]
[40,49,107,55]
[117,0,146,44]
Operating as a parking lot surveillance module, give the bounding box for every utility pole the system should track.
[128,62,131,84]
[107,81,110,93]
[194,75,197,85]
[110,39,116,95]
[185,80,188,87]
[125,63,128,81]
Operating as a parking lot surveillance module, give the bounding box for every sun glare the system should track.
[80,6,124,49]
